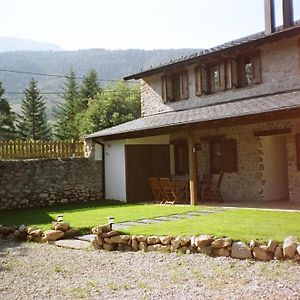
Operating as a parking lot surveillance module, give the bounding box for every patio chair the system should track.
[201,170,224,202]
[148,177,165,204]
[160,177,180,204]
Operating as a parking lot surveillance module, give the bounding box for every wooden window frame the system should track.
[173,140,189,175]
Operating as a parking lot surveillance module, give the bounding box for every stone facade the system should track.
[140,36,300,117]
[0,158,103,209]
[169,117,300,202]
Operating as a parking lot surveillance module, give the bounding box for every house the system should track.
[86,0,300,204]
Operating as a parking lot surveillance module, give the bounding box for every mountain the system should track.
[0,37,62,52]
[0,48,201,117]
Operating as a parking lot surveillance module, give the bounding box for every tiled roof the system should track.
[124,22,300,80]
[86,90,300,139]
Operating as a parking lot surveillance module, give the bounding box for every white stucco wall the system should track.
[104,135,170,202]
[261,135,289,201]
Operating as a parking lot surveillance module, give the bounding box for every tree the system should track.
[16,79,51,140]
[79,69,101,110]
[0,82,16,140]
[54,69,80,140]
[77,81,141,136]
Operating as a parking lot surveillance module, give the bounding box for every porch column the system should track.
[188,132,197,205]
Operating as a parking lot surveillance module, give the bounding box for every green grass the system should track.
[124,209,300,243]
[0,200,204,231]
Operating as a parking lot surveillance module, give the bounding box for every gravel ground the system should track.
[1,240,300,300]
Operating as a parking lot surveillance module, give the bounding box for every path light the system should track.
[57,214,63,222]
[107,216,115,231]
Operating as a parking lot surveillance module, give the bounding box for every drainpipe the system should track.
[92,138,106,200]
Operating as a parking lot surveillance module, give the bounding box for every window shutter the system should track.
[219,62,226,90]
[296,134,300,171]
[201,66,209,94]
[225,60,232,90]
[221,140,238,173]
[252,53,262,84]
[180,71,189,99]
[231,58,238,88]
[195,67,202,96]
[166,76,173,101]
[237,57,245,87]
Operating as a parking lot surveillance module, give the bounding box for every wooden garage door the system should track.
[125,145,170,203]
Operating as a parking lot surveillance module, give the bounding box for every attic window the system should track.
[161,70,189,102]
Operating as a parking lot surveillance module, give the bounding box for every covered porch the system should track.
[86,91,300,205]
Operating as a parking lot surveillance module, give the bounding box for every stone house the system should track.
[86,0,300,204]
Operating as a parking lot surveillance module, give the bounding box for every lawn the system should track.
[0,200,204,231]
[125,209,300,243]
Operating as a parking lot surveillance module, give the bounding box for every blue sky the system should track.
[1,0,300,50]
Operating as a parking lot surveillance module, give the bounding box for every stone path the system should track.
[58,208,229,249]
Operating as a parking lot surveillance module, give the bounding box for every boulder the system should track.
[109,235,130,245]
[117,245,132,252]
[63,228,80,238]
[253,246,273,261]
[54,222,70,232]
[101,231,119,238]
[231,242,252,259]
[29,229,43,237]
[211,238,232,249]
[212,248,231,257]
[7,230,20,240]
[147,244,170,252]
[297,245,300,255]
[266,240,277,253]
[160,236,172,245]
[190,236,197,247]
[274,246,283,260]
[195,235,214,247]
[0,225,17,235]
[91,236,101,249]
[186,245,197,254]
[170,236,182,251]
[180,237,191,247]
[131,238,139,251]
[103,243,117,251]
[283,236,297,259]
[92,224,110,235]
[197,246,212,256]
[249,240,257,250]
[18,224,27,233]
[138,241,147,252]
[177,246,188,254]
[44,230,64,241]
[136,235,147,242]
[146,236,160,245]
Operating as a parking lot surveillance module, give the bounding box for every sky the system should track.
[1,0,300,51]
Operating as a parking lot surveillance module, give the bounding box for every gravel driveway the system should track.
[0,240,300,300]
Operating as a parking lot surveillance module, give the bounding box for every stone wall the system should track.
[141,35,300,117]
[0,158,103,209]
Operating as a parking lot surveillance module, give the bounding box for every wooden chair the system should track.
[201,170,224,202]
[160,177,180,204]
[148,177,165,204]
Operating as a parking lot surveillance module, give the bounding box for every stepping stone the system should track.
[154,216,180,221]
[139,219,164,224]
[76,234,95,242]
[171,214,194,219]
[55,239,91,250]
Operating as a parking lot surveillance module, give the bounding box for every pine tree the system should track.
[0,82,16,140]
[54,69,80,140]
[78,69,101,110]
[16,79,51,140]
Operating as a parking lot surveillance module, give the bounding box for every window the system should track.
[174,142,189,175]
[209,139,238,174]
[162,70,189,102]
[237,51,262,87]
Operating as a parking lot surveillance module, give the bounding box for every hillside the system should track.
[0,48,200,116]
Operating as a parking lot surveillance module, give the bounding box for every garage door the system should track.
[125,145,170,203]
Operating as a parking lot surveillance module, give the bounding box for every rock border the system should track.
[1,223,299,262]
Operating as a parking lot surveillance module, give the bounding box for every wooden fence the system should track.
[0,140,85,159]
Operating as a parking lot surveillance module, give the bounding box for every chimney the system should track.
[265,0,295,35]
[282,0,294,28]
[264,0,275,35]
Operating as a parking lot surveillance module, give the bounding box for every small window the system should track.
[174,142,189,175]
[237,51,262,87]
[209,139,238,174]
[162,70,189,102]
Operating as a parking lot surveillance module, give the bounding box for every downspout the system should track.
[92,138,106,200]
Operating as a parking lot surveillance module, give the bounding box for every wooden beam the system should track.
[265,0,275,35]
[188,132,197,205]
[254,128,291,137]
[283,0,294,29]
[200,135,225,141]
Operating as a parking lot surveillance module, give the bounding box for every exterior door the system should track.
[125,145,170,203]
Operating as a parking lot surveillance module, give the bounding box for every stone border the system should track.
[1,223,299,262]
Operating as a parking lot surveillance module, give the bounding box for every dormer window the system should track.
[161,70,189,102]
